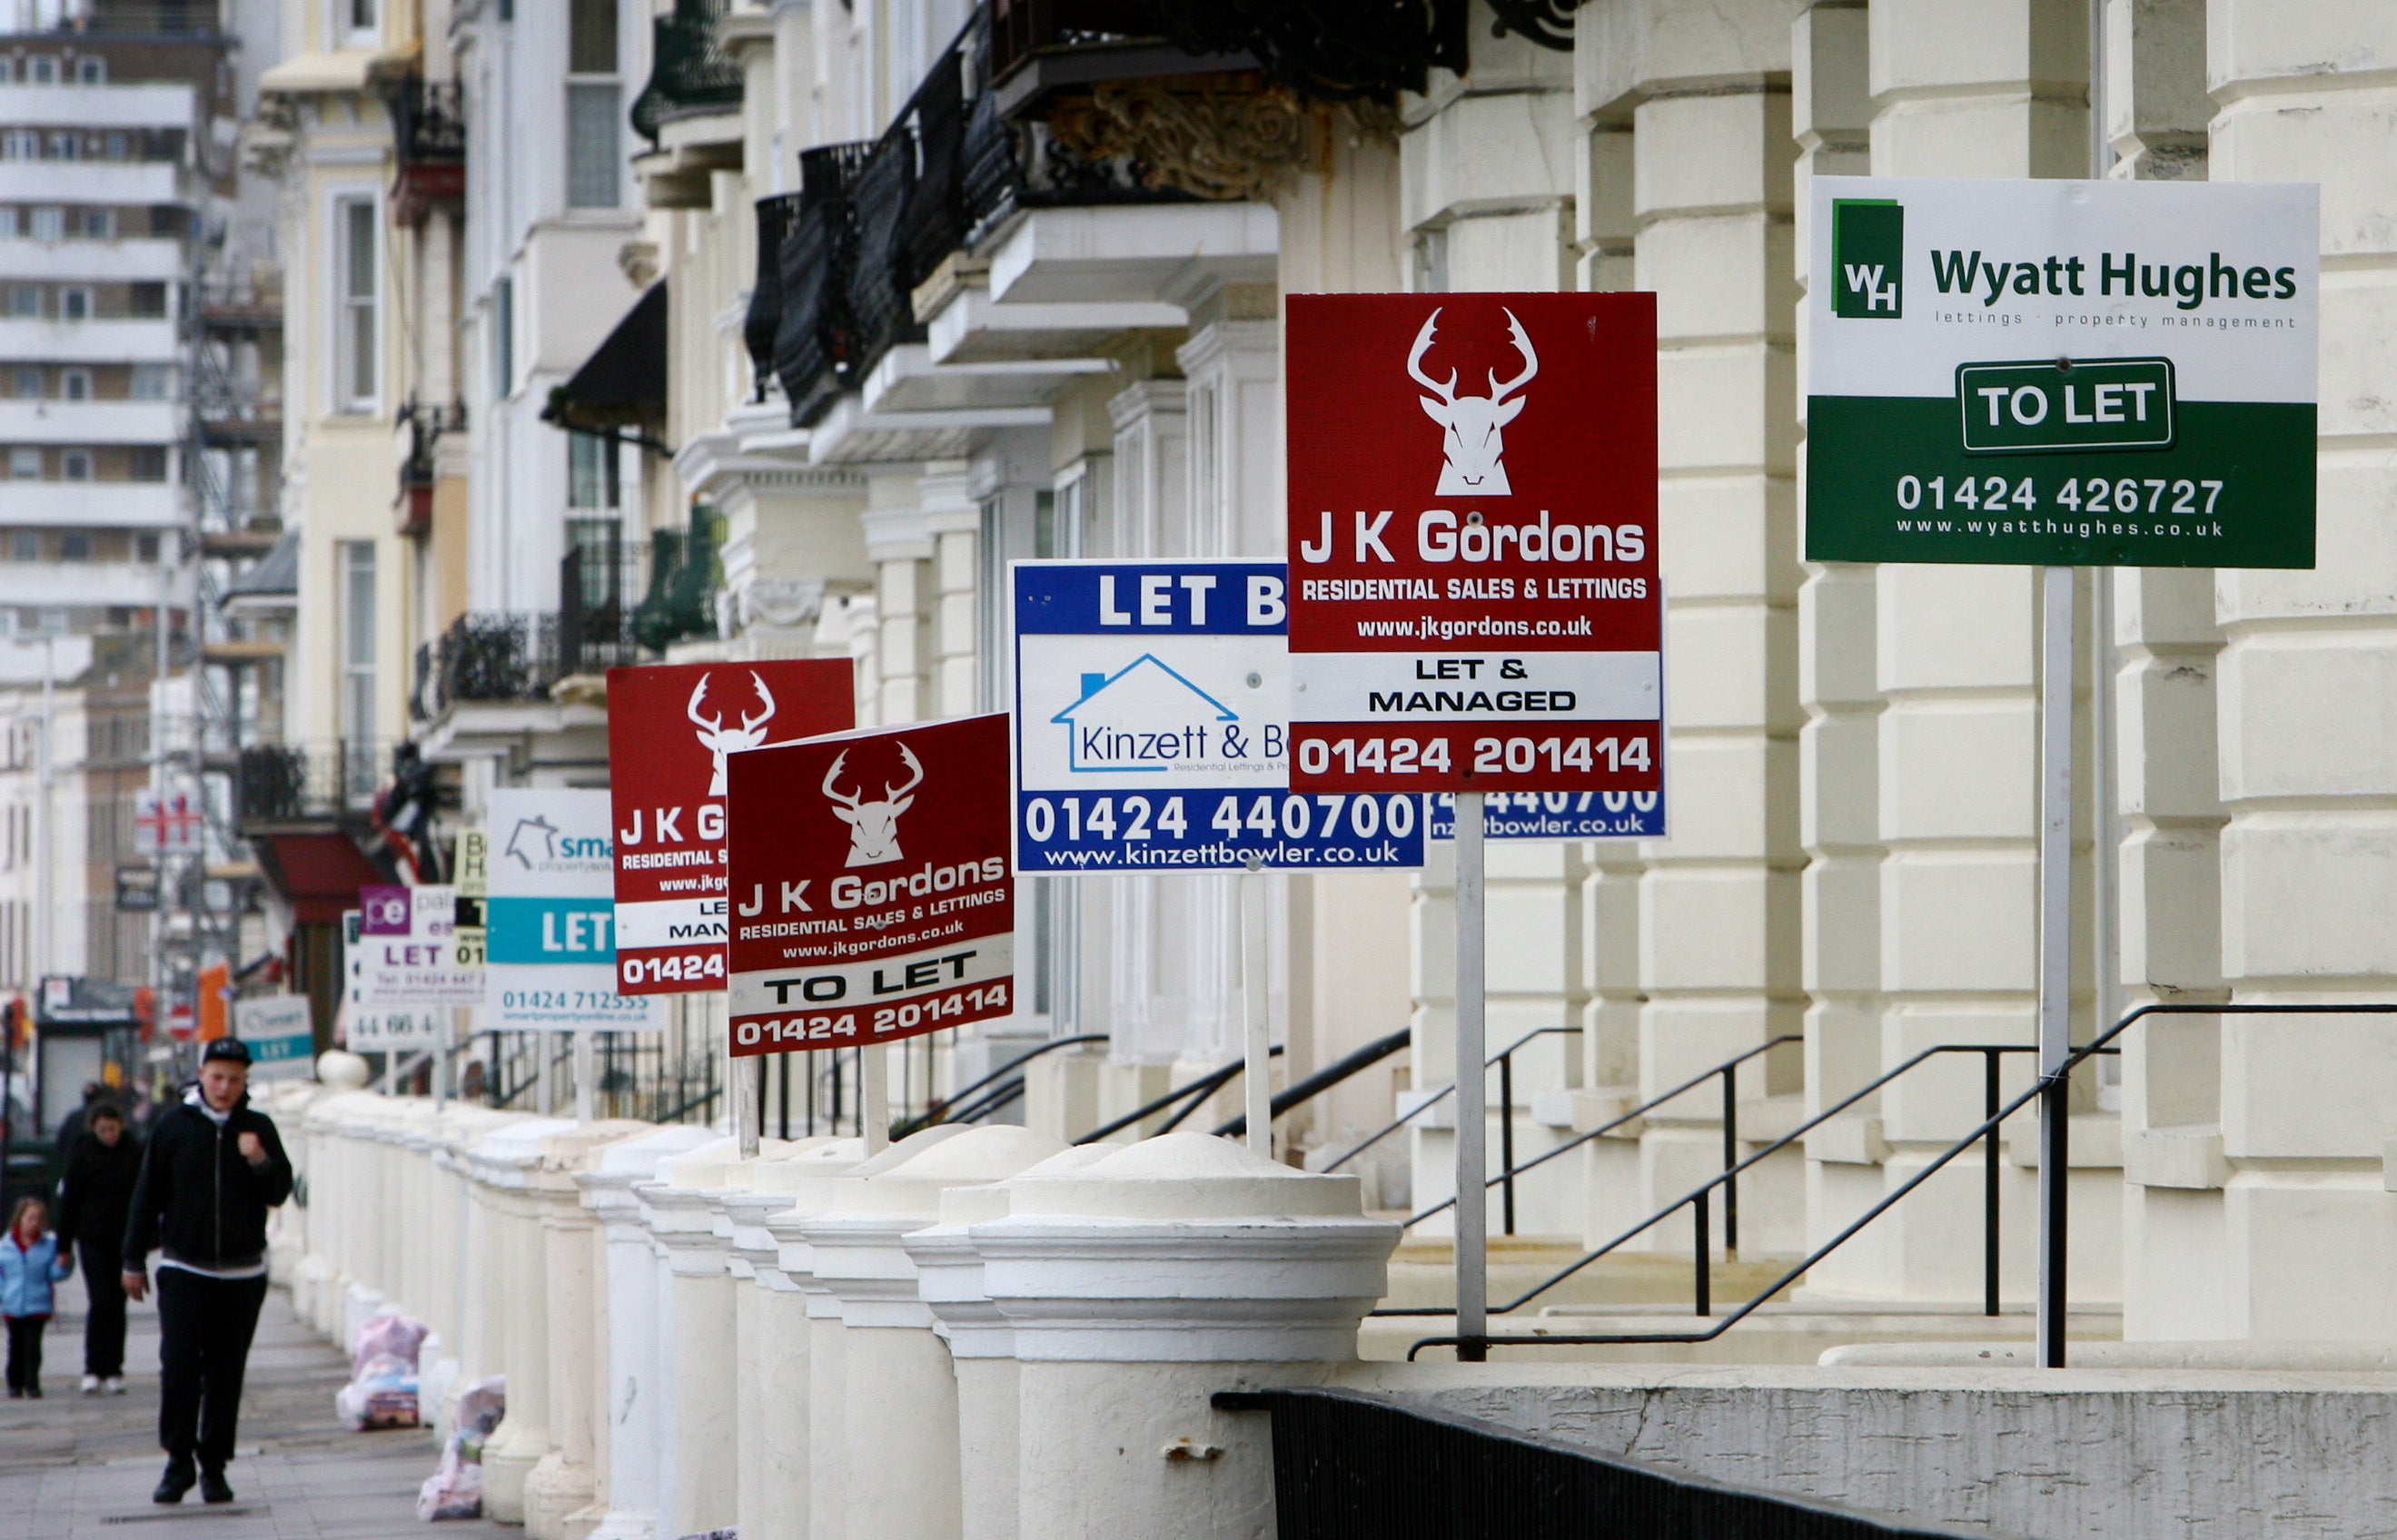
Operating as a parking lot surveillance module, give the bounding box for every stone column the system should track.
[579,1124,719,1540]
[907,1147,1115,1540]
[525,1122,648,1540]
[804,1127,1068,1540]
[479,1117,576,1525]
[2209,4,2397,1339]
[1848,0,2100,1303]
[638,1138,745,1539]
[974,1133,1399,1540]
[726,1138,860,1540]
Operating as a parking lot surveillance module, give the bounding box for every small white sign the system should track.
[233,994,314,1081]
[342,910,444,1049]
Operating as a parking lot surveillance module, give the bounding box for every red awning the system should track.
[254,831,390,923]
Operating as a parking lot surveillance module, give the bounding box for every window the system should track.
[27,208,59,242]
[9,368,38,399]
[45,133,77,161]
[7,451,35,480]
[567,0,622,210]
[61,450,89,481]
[6,533,33,560]
[27,57,54,85]
[566,85,621,209]
[74,57,101,84]
[131,447,167,481]
[7,287,36,317]
[104,133,125,160]
[334,197,378,410]
[342,0,380,44]
[80,209,110,240]
[36,608,64,635]
[339,541,377,745]
[58,532,88,561]
[490,276,512,400]
[135,533,159,563]
[129,281,165,318]
[0,210,15,239]
[131,364,172,400]
[0,133,33,160]
[60,287,88,321]
[567,430,619,508]
[60,369,86,401]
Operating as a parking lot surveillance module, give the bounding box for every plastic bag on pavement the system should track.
[416,1377,505,1523]
[351,1312,428,1379]
[336,1313,428,1430]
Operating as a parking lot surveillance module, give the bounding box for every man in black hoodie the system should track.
[121,1039,294,1506]
[54,1098,140,1392]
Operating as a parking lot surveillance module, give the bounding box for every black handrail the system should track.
[1213,1028,1411,1140]
[1401,1033,1801,1241]
[890,1032,1106,1138]
[1381,1038,2054,1323]
[1404,1001,2397,1363]
[1317,1026,1582,1176]
[1074,1043,1284,1144]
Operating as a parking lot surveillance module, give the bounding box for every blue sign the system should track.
[1013,561,1425,873]
[1427,788,1666,841]
[484,896,619,964]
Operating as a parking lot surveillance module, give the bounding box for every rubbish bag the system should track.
[417,1376,505,1522]
[337,1313,428,1431]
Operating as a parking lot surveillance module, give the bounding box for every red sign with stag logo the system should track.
[725,714,1014,1056]
[1284,292,1660,794]
[607,660,855,993]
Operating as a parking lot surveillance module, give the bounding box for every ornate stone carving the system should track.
[1045,82,1313,202]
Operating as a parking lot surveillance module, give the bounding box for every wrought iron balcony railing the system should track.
[233,741,386,824]
[771,143,870,426]
[630,0,744,146]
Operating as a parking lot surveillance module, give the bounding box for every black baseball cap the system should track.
[201,1039,253,1066]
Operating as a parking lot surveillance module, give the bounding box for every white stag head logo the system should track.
[688,670,778,796]
[1409,306,1538,497]
[823,744,925,868]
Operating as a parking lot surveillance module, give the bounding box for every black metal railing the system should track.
[774,143,870,426]
[560,531,650,676]
[233,741,386,823]
[416,613,559,717]
[892,1032,1109,1138]
[630,0,743,145]
[1213,1026,1411,1140]
[1214,1387,1986,1540]
[1074,1042,1285,1144]
[1402,1002,2397,1365]
[387,75,466,166]
[744,192,803,400]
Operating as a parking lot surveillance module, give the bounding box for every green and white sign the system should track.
[1807,177,2317,568]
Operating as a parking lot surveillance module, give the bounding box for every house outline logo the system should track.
[504,814,560,868]
[1832,197,1904,320]
[1051,655,1241,773]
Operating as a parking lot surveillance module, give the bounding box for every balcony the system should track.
[386,75,466,222]
[0,236,183,282]
[0,83,198,130]
[411,521,718,721]
[760,6,1196,429]
[0,318,178,363]
[0,161,182,206]
[0,399,181,444]
[0,480,180,528]
[0,559,185,608]
[233,741,385,826]
[629,0,743,147]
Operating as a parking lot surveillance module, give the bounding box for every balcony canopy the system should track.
[544,281,667,437]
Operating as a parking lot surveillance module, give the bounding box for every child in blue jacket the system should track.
[2,1194,73,1397]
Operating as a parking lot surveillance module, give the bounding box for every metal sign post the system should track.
[1452,791,1488,1361]
[1241,852,1272,1158]
[2035,564,2075,1365]
[862,1043,889,1153]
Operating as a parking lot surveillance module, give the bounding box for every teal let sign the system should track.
[1958,358,2175,452]
[248,1032,311,1064]
[485,896,618,964]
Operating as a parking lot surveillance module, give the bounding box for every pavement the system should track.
[2,1272,514,1539]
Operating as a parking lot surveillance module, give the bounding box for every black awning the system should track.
[544,280,667,434]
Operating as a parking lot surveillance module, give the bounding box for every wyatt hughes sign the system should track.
[606,660,853,993]
[1808,177,2318,568]
[726,714,1013,1058]
[1284,292,1662,795]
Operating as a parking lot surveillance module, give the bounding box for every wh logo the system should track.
[1832,199,1904,320]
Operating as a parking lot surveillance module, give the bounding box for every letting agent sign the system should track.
[1013,560,1426,872]
[607,660,854,994]
[726,715,1014,1058]
[1284,292,1662,795]
[1807,177,2318,568]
